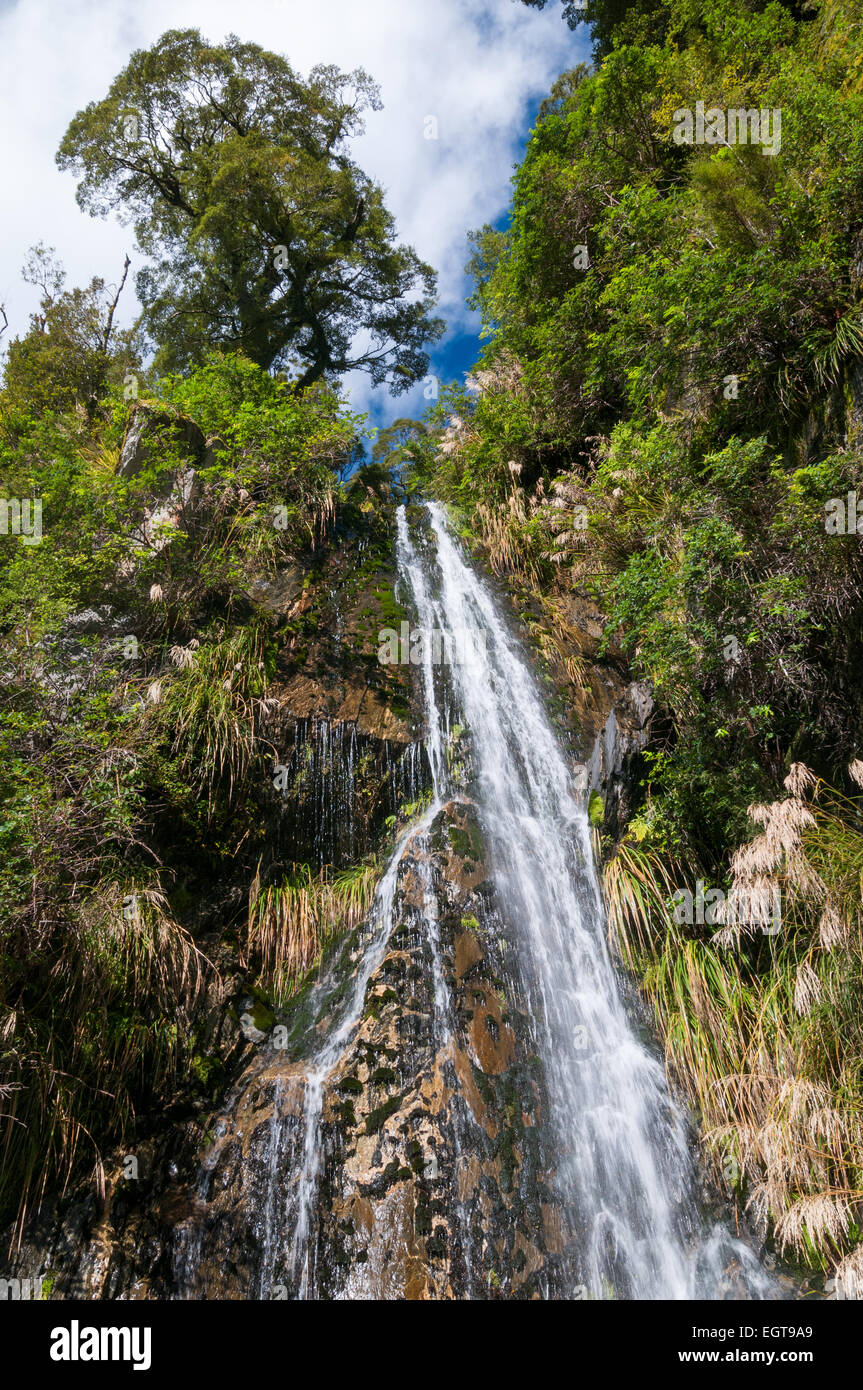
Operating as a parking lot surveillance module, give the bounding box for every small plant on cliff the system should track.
[606,762,863,1288]
[246,861,379,1003]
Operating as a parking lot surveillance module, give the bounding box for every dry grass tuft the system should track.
[245,861,379,1003]
[605,763,863,1282]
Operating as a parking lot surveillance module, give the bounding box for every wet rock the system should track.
[173,799,565,1301]
[0,1126,203,1300]
[585,679,656,838]
[239,1013,270,1045]
[1,801,561,1301]
[239,998,275,1045]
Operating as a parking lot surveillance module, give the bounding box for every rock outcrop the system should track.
[9,802,566,1300]
[174,799,563,1300]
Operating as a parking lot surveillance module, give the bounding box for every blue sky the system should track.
[0,0,588,438]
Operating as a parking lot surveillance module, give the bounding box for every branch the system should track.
[102,254,131,353]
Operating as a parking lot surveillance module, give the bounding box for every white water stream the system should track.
[393,502,773,1299]
[176,501,774,1301]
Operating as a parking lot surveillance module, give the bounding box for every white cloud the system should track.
[0,0,586,416]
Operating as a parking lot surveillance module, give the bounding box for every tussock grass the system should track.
[525,595,590,697]
[474,497,544,589]
[157,622,274,810]
[1,878,212,1249]
[602,764,863,1278]
[245,861,379,1003]
[602,838,683,968]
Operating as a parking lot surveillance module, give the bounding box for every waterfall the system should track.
[395,501,773,1300]
[174,500,776,1302]
[284,801,442,1297]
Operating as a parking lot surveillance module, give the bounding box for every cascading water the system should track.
[175,499,776,1302]
[395,501,774,1300]
[284,801,443,1298]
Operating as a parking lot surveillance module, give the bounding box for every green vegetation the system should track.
[416,0,863,1282]
[0,248,396,1232]
[57,28,443,387]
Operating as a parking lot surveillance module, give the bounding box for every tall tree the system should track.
[2,244,138,417]
[57,29,443,390]
[519,0,670,56]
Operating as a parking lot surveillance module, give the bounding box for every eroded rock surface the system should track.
[173,799,563,1300]
[5,802,563,1301]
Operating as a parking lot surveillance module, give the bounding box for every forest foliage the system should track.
[0,324,374,1235]
[3,0,863,1286]
[416,0,863,1284]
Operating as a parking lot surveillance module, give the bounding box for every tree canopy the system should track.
[2,244,139,418]
[56,29,443,389]
[415,0,863,1283]
[519,0,670,56]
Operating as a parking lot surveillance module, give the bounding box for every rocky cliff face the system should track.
[9,801,568,1300]
[1,413,655,1299]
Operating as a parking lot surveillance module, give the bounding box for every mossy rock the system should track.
[364,1094,403,1134]
[249,1002,276,1032]
[370,1066,397,1085]
[338,1075,364,1095]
